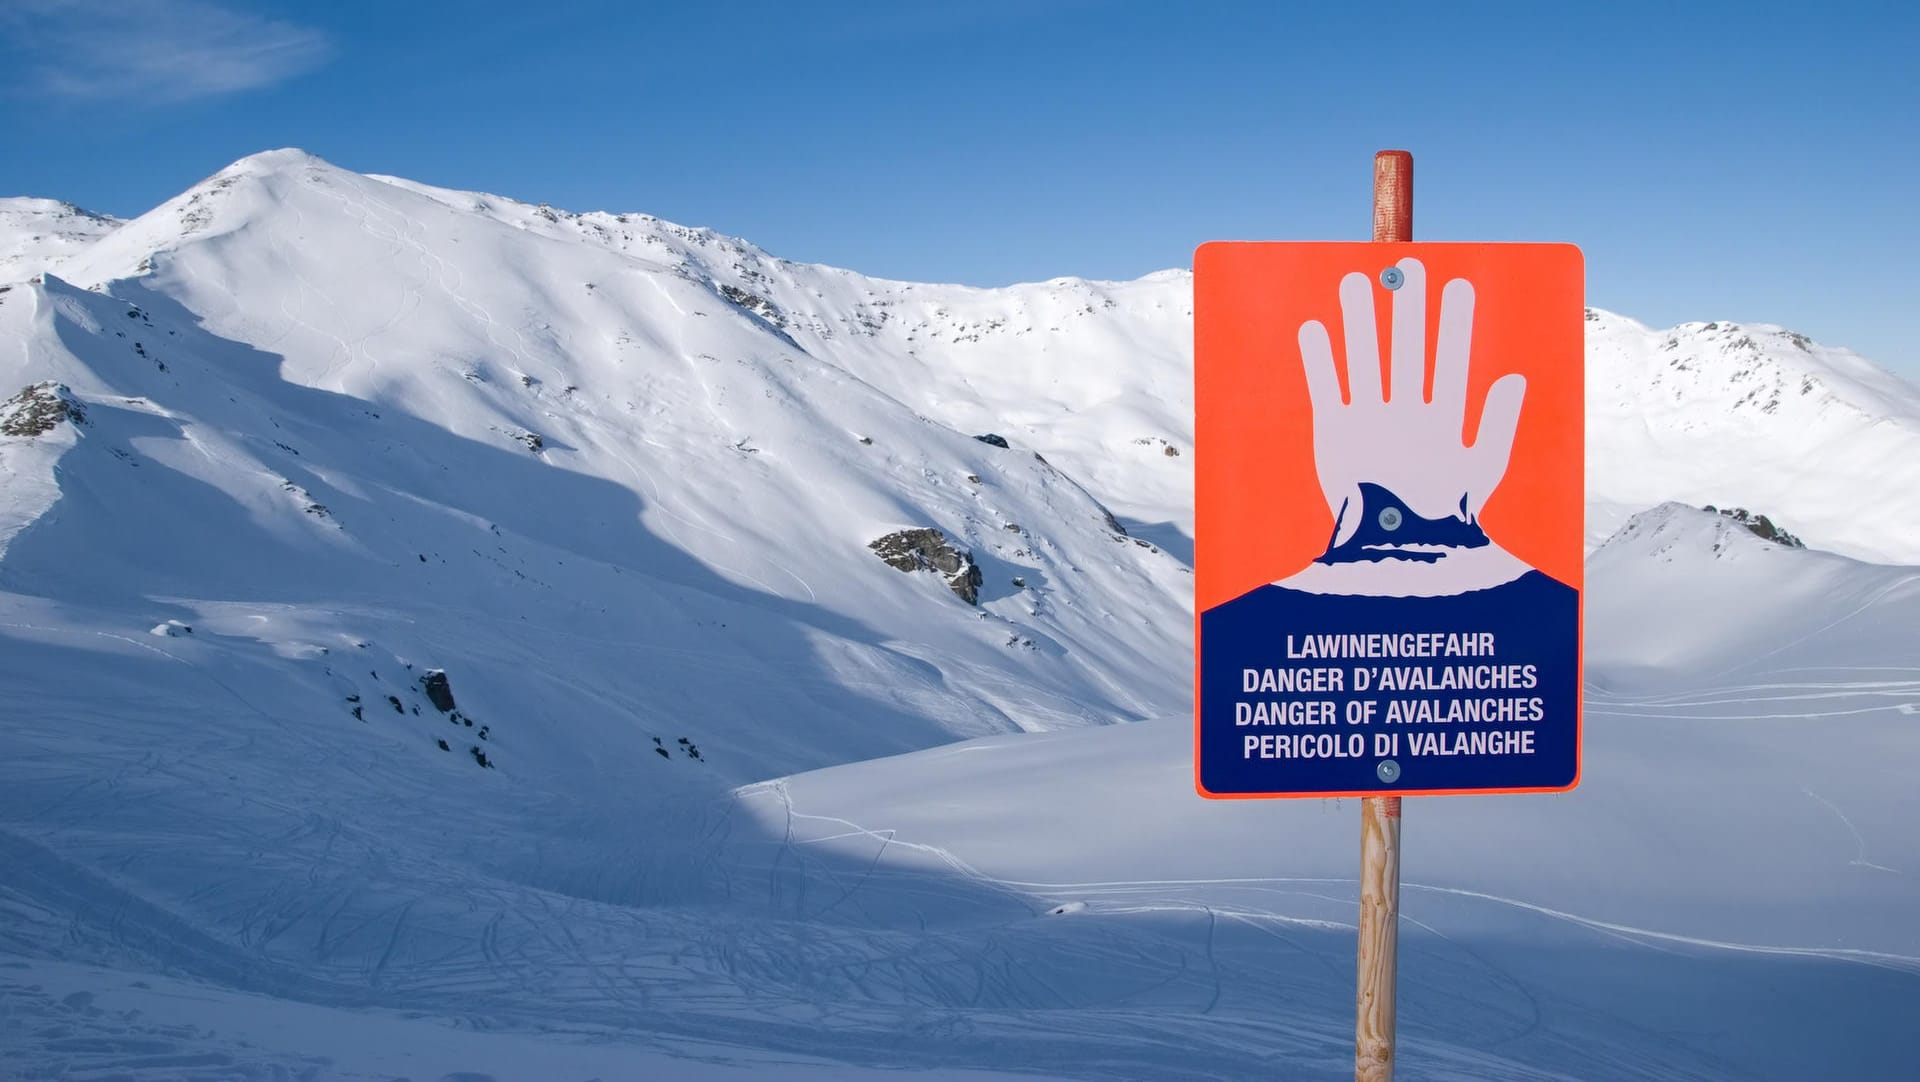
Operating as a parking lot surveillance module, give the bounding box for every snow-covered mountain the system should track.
[0,196,121,279]
[2,150,1201,786]
[1584,310,1920,560]
[2,150,1916,1079]
[9,149,1920,569]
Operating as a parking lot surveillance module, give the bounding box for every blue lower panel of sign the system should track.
[1198,572,1579,795]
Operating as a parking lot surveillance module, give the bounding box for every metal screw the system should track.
[1377,759,1401,784]
[1380,266,1404,290]
[1378,507,1403,531]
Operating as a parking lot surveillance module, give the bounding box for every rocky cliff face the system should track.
[0,382,86,436]
[1704,505,1805,548]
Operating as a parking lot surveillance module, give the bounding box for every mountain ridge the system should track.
[6,148,1914,569]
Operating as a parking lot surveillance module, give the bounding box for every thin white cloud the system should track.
[2,0,333,103]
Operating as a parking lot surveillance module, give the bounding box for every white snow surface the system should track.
[0,149,1916,1079]
[0,196,122,281]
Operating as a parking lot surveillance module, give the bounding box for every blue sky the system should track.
[2,1,1915,370]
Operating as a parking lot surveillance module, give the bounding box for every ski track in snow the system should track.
[1800,786,1903,875]
[1586,671,1920,719]
[760,782,1920,976]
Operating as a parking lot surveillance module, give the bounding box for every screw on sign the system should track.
[1192,151,1585,1081]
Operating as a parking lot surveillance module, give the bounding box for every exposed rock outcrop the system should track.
[869,528,984,604]
[1,382,85,436]
[718,283,783,326]
[419,669,457,713]
[1703,505,1805,548]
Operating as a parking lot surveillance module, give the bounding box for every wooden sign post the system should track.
[1192,151,1585,1082]
[1356,149,1411,1082]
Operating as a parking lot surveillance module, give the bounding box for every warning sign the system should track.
[1194,243,1584,798]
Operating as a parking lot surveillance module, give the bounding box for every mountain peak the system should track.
[0,196,116,221]
[1598,502,1815,562]
[219,147,334,177]
[44,149,359,287]
[0,198,124,283]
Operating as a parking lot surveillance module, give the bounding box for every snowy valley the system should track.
[0,151,1916,1080]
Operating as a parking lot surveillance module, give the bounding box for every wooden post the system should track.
[1356,149,1411,1082]
[1371,151,1412,248]
[1356,793,1401,1080]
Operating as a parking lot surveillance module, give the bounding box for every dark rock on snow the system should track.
[868,528,985,605]
[1703,505,1805,549]
[719,283,782,325]
[419,669,457,713]
[1,382,86,436]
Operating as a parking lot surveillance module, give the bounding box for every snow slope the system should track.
[0,150,1917,1078]
[0,196,121,281]
[2,502,1913,1080]
[767,507,1920,1080]
[1583,311,1920,560]
[2,153,1195,782]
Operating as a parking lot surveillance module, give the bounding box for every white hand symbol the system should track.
[1297,258,1525,548]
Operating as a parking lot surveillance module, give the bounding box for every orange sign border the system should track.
[1192,241,1585,800]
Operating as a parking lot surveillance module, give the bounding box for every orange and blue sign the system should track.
[1194,243,1585,798]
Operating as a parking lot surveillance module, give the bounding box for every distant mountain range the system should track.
[6,149,1917,572]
